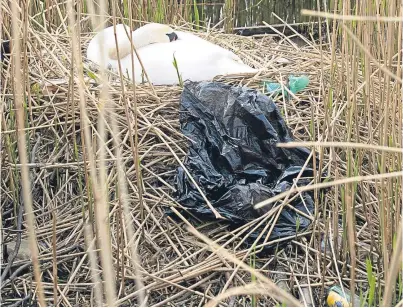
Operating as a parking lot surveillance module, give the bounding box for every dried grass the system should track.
[1,5,401,307]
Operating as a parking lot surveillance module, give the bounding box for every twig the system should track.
[0,135,41,282]
[8,293,32,307]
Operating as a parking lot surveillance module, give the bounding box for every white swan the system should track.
[86,23,258,85]
[86,23,178,69]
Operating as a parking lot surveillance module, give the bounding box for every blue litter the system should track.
[264,75,310,97]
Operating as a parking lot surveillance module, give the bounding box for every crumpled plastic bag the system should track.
[170,81,320,250]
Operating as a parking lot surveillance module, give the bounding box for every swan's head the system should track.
[139,23,178,44]
[108,23,177,60]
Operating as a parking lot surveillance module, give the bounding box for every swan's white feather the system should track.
[86,24,132,66]
[86,25,258,85]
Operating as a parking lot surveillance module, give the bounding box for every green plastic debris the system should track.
[264,75,310,97]
[289,75,310,94]
[265,82,282,93]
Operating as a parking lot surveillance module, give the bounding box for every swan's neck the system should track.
[108,27,152,60]
[130,27,152,49]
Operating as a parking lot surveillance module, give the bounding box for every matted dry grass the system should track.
[1,18,400,307]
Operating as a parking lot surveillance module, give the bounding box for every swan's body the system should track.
[86,23,258,85]
[86,23,177,67]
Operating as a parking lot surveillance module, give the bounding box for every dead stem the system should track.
[1,4,401,306]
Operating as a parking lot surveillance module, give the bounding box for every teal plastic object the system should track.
[288,75,310,94]
[264,75,310,97]
[265,82,282,93]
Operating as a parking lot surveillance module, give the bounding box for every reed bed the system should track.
[1,0,402,306]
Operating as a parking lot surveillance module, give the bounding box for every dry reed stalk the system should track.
[123,0,146,242]
[110,1,146,304]
[382,220,403,306]
[302,9,403,22]
[255,170,403,209]
[0,0,4,279]
[9,0,46,305]
[84,223,104,306]
[66,0,116,304]
[52,212,58,306]
[204,282,269,307]
[278,141,403,153]
[1,3,401,305]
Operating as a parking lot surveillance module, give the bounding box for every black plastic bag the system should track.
[171,81,320,250]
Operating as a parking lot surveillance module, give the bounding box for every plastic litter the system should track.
[170,81,321,250]
[264,75,310,97]
[326,285,365,307]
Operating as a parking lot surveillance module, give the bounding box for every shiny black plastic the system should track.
[171,81,320,249]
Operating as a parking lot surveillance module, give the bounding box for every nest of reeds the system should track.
[1,22,395,307]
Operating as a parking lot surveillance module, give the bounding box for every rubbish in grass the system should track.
[264,75,310,97]
[326,285,365,307]
[170,81,323,250]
